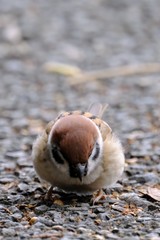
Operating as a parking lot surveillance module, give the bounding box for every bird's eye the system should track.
[51,145,64,164]
[92,142,100,160]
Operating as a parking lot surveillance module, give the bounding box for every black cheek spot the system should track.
[84,164,88,176]
[92,142,100,160]
[51,146,64,164]
[81,111,85,115]
[68,112,73,115]
[89,115,97,120]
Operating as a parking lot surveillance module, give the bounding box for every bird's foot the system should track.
[44,186,54,201]
[91,189,107,205]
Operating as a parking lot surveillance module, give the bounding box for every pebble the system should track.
[130,172,160,184]
[33,222,46,229]
[5,151,27,159]
[69,216,75,222]
[38,217,54,227]
[18,183,29,192]
[93,207,105,213]
[34,205,48,214]
[2,228,16,237]
[16,157,33,167]
[12,213,23,221]
[0,1,160,240]
[0,176,17,183]
[120,193,149,207]
[99,213,110,221]
[90,213,97,219]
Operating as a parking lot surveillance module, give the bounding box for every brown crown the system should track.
[51,115,98,165]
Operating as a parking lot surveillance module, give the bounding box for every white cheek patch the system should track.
[47,143,70,176]
[91,142,100,160]
[47,120,70,175]
[55,160,69,174]
[87,126,103,175]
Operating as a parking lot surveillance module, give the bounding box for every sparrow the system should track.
[32,103,125,200]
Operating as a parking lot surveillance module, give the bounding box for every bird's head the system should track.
[48,115,103,182]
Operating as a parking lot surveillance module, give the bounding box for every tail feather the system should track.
[88,103,108,118]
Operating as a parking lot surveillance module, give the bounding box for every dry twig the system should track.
[69,62,160,85]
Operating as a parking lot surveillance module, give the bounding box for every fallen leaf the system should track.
[94,219,102,225]
[147,186,160,201]
[122,204,142,216]
[53,199,64,206]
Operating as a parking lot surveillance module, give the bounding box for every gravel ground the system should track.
[0,1,160,239]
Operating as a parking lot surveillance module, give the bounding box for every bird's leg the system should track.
[91,189,107,205]
[44,186,54,200]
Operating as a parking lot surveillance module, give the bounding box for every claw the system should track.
[91,189,107,205]
[44,186,54,200]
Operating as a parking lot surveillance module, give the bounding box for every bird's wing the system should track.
[88,103,108,118]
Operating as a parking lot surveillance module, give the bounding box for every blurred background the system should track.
[0,0,160,160]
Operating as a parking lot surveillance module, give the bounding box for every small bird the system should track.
[32,103,125,200]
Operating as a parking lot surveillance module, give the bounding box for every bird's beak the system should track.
[77,163,87,182]
[69,163,88,182]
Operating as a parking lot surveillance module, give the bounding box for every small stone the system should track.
[111,204,125,212]
[69,216,75,222]
[94,235,105,240]
[33,222,46,228]
[18,183,29,192]
[52,225,64,231]
[93,207,105,213]
[137,217,153,222]
[34,205,48,214]
[12,212,23,221]
[112,228,119,234]
[2,228,16,237]
[99,213,110,221]
[0,176,16,183]
[5,151,26,159]
[21,221,29,226]
[77,227,93,234]
[120,193,149,207]
[38,217,54,227]
[90,213,97,219]
[17,157,33,167]
[3,24,22,43]
[1,162,16,170]
[12,118,28,129]
[130,173,160,184]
